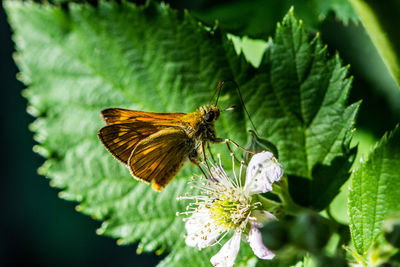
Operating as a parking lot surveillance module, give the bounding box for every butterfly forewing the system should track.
[99,108,188,164]
[128,128,192,191]
[101,108,186,126]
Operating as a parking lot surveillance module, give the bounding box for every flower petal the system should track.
[185,206,222,248]
[251,210,277,228]
[244,151,283,194]
[248,225,275,260]
[210,232,241,267]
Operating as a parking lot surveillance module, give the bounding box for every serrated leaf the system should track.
[242,11,359,210]
[349,125,400,257]
[192,0,358,39]
[4,1,246,265]
[5,0,358,265]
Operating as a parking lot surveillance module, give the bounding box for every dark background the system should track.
[1,0,399,266]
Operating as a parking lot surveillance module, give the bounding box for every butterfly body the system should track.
[181,105,220,147]
[98,105,221,191]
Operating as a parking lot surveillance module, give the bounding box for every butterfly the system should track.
[98,82,254,191]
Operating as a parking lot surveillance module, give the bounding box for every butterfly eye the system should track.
[204,111,215,123]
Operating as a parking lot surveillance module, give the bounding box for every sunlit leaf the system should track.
[349,125,400,257]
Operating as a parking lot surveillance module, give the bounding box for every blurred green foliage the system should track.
[350,0,400,87]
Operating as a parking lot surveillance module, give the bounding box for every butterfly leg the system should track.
[213,138,255,154]
[210,138,239,163]
[189,157,209,180]
[212,138,255,164]
[201,142,216,179]
[206,142,216,163]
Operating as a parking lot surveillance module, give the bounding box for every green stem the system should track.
[343,245,368,266]
[256,194,281,212]
[272,175,305,215]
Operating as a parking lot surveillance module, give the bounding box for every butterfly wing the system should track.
[128,128,193,191]
[98,123,164,164]
[101,108,186,126]
[98,108,187,164]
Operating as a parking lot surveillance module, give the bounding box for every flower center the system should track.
[209,186,252,231]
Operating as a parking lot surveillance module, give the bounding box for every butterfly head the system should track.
[200,105,220,124]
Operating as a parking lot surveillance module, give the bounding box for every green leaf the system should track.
[4,1,246,265]
[349,125,400,257]
[243,10,359,210]
[350,0,400,88]
[5,0,358,265]
[192,0,358,39]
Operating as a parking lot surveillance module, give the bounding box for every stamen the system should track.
[179,152,267,250]
[238,160,244,189]
[231,153,239,188]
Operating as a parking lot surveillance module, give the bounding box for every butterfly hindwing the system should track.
[128,128,193,191]
[98,123,163,164]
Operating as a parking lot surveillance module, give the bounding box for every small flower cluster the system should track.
[177,151,283,267]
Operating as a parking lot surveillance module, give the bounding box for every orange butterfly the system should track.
[98,82,251,191]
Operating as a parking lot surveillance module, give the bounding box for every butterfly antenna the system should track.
[208,81,224,105]
[227,80,259,135]
[215,81,224,106]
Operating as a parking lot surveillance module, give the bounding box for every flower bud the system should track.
[261,220,289,250]
[289,211,331,252]
[243,130,279,163]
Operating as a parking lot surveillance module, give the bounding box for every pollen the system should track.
[209,197,251,230]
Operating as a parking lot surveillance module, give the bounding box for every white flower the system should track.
[177,151,283,267]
